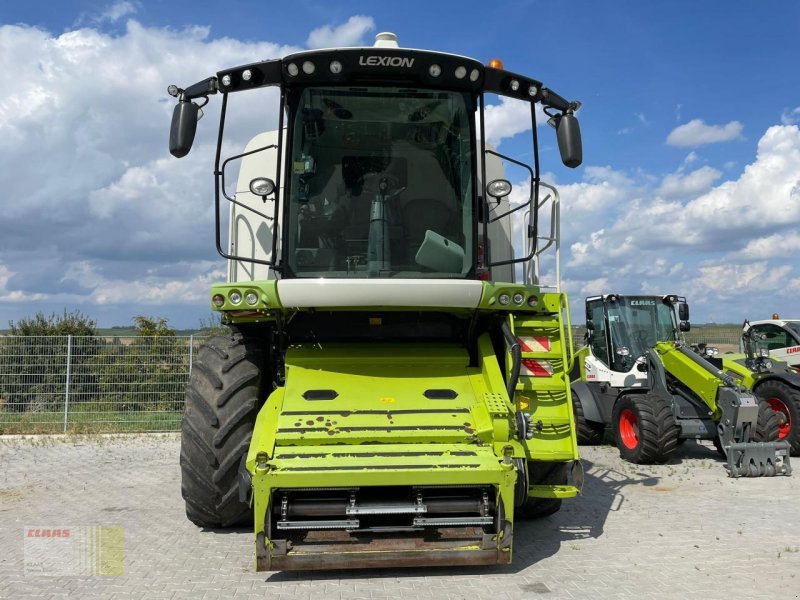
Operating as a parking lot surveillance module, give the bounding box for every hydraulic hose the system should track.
[501,321,521,401]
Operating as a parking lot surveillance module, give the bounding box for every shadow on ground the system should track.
[262,456,661,581]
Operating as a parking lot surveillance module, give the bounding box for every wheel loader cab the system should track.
[586,295,682,373]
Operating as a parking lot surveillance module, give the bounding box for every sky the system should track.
[0,0,798,327]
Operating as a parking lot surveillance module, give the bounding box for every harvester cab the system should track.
[168,33,584,570]
[571,294,792,477]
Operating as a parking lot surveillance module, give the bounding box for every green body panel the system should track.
[654,341,722,415]
[243,296,581,565]
[717,355,759,389]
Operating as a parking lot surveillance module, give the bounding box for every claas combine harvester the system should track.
[167,33,584,570]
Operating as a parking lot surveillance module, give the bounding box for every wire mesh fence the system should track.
[570,325,745,353]
[0,336,205,434]
[1,327,748,434]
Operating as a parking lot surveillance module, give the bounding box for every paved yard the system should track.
[1,434,798,600]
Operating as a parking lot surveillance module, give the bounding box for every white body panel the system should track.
[583,353,647,389]
[276,279,484,308]
[480,144,514,282]
[228,130,285,283]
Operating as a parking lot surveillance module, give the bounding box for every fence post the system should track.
[63,335,72,433]
[189,334,193,377]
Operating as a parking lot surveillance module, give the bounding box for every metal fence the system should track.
[570,325,745,353]
[1,326,747,435]
[0,336,204,434]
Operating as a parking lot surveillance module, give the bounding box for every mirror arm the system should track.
[540,87,581,115]
[180,77,219,101]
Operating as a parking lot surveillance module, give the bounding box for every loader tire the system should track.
[180,329,263,528]
[753,398,783,445]
[572,391,605,445]
[612,392,679,464]
[755,381,800,454]
[516,462,567,519]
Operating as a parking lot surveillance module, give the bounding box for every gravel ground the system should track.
[1,434,798,600]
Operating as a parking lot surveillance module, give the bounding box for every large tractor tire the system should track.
[753,398,784,444]
[755,381,800,454]
[180,329,264,528]
[516,461,568,519]
[572,391,605,445]
[612,392,680,464]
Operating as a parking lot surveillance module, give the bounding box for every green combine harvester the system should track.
[168,32,583,570]
[570,294,792,477]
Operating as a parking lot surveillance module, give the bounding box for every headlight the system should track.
[615,347,630,357]
[212,294,225,308]
[245,292,258,306]
[229,290,242,305]
[498,294,510,306]
[512,292,524,305]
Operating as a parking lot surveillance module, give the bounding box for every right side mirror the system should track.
[679,321,691,332]
[585,319,594,331]
[678,302,690,321]
[169,101,199,158]
[556,113,583,168]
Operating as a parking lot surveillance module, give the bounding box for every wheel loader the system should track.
[570,294,792,477]
[168,32,583,570]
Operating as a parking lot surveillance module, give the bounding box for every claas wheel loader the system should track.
[168,32,584,570]
[570,294,791,477]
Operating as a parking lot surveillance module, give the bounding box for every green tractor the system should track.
[570,294,792,477]
[168,33,584,570]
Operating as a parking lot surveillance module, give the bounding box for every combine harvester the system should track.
[570,294,792,477]
[168,33,583,570]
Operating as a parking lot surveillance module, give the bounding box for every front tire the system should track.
[612,392,679,464]
[180,329,264,528]
[753,398,783,444]
[755,381,799,454]
[516,462,567,519]
[572,391,605,445]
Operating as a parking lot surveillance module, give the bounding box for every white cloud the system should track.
[98,1,139,23]
[738,232,800,260]
[781,107,800,126]
[666,119,744,147]
[306,16,375,49]
[478,96,547,147]
[657,166,721,199]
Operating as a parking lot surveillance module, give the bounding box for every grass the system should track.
[0,405,182,434]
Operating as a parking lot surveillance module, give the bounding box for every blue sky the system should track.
[1,1,799,327]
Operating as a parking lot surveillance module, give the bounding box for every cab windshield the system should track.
[285,86,474,278]
[606,297,678,359]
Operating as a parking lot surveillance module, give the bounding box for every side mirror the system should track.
[169,101,199,158]
[679,321,691,332]
[556,113,582,168]
[586,319,594,331]
[678,302,690,321]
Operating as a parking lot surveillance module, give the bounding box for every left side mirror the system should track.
[169,101,199,158]
[556,113,583,168]
[678,302,690,321]
[679,321,691,332]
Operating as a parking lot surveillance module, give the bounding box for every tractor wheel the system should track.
[753,398,783,445]
[180,329,264,528]
[755,381,800,454]
[516,462,567,519]
[612,392,680,464]
[572,391,605,445]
